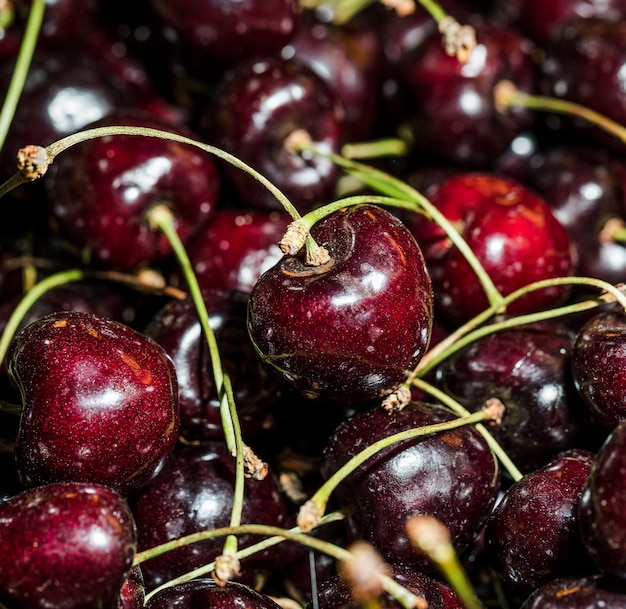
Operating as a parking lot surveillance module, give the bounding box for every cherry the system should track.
[9,310,179,496]
[485,449,595,596]
[145,578,282,609]
[572,310,626,430]
[44,111,219,271]
[144,289,282,442]
[521,576,626,609]
[321,401,500,571]
[309,563,464,609]
[579,419,626,579]
[131,441,287,590]
[174,208,291,294]
[407,172,576,327]
[398,18,536,165]
[247,204,433,403]
[0,481,137,609]
[435,322,588,471]
[118,565,146,609]
[198,55,346,213]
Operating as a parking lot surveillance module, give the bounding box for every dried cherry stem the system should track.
[411,276,626,379]
[407,515,484,609]
[0,0,44,152]
[494,80,626,147]
[0,0,14,29]
[601,217,626,244]
[410,377,522,482]
[289,141,505,308]
[141,518,424,609]
[296,407,499,533]
[147,205,236,454]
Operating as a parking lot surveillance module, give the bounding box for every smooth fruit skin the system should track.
[521,576,626,609]
[0,481,137,609]
[145,578,282,609]
[9,311,179,496]
[247,204,433,403]
[572,310,626,430]
[408,173,575,326]
[579,420,626,579]
[321,402,500,571]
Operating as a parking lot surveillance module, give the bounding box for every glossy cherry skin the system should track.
[407,173,576,327]
[0,481,136,609]
[521,576,626,609]
[176,209,291,294]
[248,204,433,403]
[199,55,346,213]
[144,289,282,441]
[541,17,626,152]
[9,311,179,496]
[485,449,595,595]
[526,146,626,286]
[322,402,500,571]
[435,323,587,471]
[579,420,626,579]
[399,18,535,165]
[131,441,287,590]
[118,565,145,609]
[308,564,464,609]
[145,578,282,609]
[45,112,219,271]
[572,311,626,430]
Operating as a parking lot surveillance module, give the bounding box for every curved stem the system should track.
[299,409,494,530]
[411,377,523,482]
[0,0,45,152]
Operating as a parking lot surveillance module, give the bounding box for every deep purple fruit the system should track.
[521,576,626,609]
[247,204,433,403]
[9,311,179,496]
[0,481,136,609]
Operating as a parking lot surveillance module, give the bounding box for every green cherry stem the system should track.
[0,0,45,153]
[147,204,236,453]
[296,407,499,533]
[341,138,409,160]
[495,80,626,147]
[412,276,626,379]
[410,376,523,482]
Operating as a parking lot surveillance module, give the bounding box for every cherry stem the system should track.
[406,515,484,609]
[297,408,497,532]
[341,138,409,160]
[410,377,523,482]
[147,205,236,454]
[292,142,505,308]
[140,516,423,609]
[0,0,45,153]
[412,276,626,379]
[495,80,626,147]
[0,0,14,29]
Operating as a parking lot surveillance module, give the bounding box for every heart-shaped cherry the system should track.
[9,310,179,496]
[247,204,433,403]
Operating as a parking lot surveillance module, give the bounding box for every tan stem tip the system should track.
[212,554,241,587]
[297,499,323,532]
[439,16,476,64]
[17,145,51,180]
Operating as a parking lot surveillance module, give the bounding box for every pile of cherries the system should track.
[1,0,626,608]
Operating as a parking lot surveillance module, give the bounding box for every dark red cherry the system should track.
[308,563,464,609]
[399,18,535,165]
[526,146,626,286]
[145,578,282,609]
[321,402,500,571]
[579,420,626,579]
[45,112,219,271]
[540,17,626,152]
[0,481,136,609]
[118,565,145,609]
[144,289,282,442]
[521,576,626,609]
[198,55,346,213]
[407,173,576,326]
[284,10,385,141]
[247,204,433,403]
[572,310,626,430]
[435,322,588,471]
[9,311,179,496]
[485,449,595,595]
[176,209,291,294]
[131,441,287,590]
